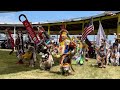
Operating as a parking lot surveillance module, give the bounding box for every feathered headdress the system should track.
[59,23,70,42]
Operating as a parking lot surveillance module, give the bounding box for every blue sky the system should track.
[0,11,116,42]
[0,11,104,23]
[0,11,117,42]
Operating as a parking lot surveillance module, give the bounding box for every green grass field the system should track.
[0,50,120,79]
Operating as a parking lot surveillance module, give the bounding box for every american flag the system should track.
[81,18,94,41]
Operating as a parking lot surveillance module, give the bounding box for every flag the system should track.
[6,29,14,49]
[19,14,40,44]
[96,21,110,49]
[81,18,94,41]
[96,21,106,47]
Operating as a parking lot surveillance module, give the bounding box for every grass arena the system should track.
[0,11,120,79]
[0,50,120,79]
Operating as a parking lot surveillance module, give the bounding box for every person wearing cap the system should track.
[117,34,120,65]
[95,39,108,67]
[97,45,106,68]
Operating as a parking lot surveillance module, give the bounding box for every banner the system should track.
[6,29,14,49]
[19,14,40,44]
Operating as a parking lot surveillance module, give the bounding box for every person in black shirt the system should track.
[97,45,106,68]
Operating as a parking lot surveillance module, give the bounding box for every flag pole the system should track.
[92,17,97,59]
[92,17,95,45]
[92,17,96,49]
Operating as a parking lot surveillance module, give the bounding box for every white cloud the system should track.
[0,13,19,24]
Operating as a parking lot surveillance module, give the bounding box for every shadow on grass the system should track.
[0,51,38,75]
[49,71,61,75]
[0,50,75,76]
[0,61,60,76]
[0,64,40,75]
[0,50,60,75]
[49,70,75,77]
[90,63,104,69]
